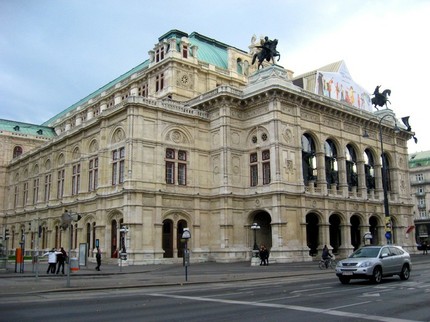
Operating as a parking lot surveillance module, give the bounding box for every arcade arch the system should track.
[249,210,272,250]
[162,212,190,258]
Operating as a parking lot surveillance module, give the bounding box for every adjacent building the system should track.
[0,30,417,265]
[409,151,430,245]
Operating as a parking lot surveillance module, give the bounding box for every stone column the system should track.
[357,160,367,198]
[337,156,348,197]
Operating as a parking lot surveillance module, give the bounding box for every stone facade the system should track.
[0,30,416,265]
[409,151,430,245]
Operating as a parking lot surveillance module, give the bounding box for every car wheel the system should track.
[400,265,410,280]
[339,277,350,284]
[371,267,382,284]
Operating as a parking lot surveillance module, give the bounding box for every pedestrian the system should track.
[43,248,58,274]
[56,247,67,274]
[259,245,269,266]
[423,241,428,255]
[95,247,102,271]
[322,245,333,268]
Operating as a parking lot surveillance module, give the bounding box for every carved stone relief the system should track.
[165,129,189,144]
[231,132,240,145]
[282,128,293,144]
[112,128,125,143]
[176,71,194,89]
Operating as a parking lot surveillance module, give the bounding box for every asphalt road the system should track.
[1,260,430,322]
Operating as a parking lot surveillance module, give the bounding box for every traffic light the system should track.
[4,228,10,240]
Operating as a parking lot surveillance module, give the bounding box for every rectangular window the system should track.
[89,157,99,191]
[156,73,164,92]
[14,186,19,208]
[417,173,424,182]
[138,83,148,97]
[44,174,51,202]
[178,163,186,185]
[166,162,175,184]
[166,149,175,159]
[72,164,81,196]
[33,178,39,204]
[23,181,28,205]
[263,163,271,184]
[182,45,188,58]
[156,47,164,62]
[57,169,65,199]
[178,150,187,161]
[165,149,187,185]
[250,165,258,186]
[178,150,187,185]
[262,150,271,185]
[119,147,125,184]
[112,147,125,185]
[250,152,258,187]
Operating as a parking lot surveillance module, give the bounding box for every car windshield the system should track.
[349,247,380,258]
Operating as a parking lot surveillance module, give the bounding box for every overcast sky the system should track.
[1,0,429,153]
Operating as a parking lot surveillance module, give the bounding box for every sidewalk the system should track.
[1,254,427,296]
[0,258,325,295]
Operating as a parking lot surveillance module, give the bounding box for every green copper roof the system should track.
[189,32,229,69]
[158,30,244,70]
[409,151,430,168]
[42,30,244,127]
[42,60,150,126]
[0,119,56,138]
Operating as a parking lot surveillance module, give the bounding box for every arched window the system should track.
[382,152,392,192]
[237,58,243,75]
[364,149,375,191]
[345,144,358,190]
[13,146,23,158]
[324,140,338,188]
[302,134,317,185]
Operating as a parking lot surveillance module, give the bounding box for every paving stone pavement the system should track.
[0,257,328,295]
[0,253,425,295]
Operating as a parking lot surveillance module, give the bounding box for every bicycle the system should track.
[318,257,336,269]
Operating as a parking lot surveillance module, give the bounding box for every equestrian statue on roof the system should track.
[251,35,281,70]
[371,85,391,110]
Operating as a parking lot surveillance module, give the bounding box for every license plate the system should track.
[342,271,353,276]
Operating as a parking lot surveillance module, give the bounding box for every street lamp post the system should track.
[119,225,128,272]
[182,228,191,281]
[60,210,82,287]
[250,223,260,257]
[363,114,400,244]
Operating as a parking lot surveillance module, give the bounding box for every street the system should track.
[1,258,429,322]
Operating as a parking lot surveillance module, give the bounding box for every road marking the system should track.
[329,300,374,309]
[148,293,422,322]
[291,286,332,293]
[361,292,381,297]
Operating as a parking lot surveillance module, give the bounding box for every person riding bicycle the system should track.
[322,245,333,268]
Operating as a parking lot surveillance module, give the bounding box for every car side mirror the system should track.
[381,253,389,258]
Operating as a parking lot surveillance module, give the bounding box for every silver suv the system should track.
[335,245,412,284]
